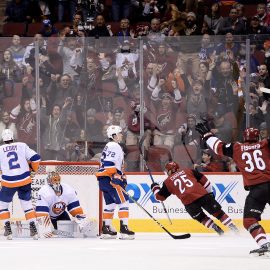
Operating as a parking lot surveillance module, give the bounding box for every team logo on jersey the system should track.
[52,202,66,215]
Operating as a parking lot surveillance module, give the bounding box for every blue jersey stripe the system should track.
[30,154,41,162]
[67,201,80,211]
[2,171,30,181]
[36,206,49,213]
[103,161,115,167]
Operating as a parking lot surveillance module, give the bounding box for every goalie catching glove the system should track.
[195,122,214,141]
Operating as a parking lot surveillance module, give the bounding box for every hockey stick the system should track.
[121,187,190,240]
[138,134,173,225]
[181,129,196,166]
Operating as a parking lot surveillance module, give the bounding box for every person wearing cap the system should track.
[85,108,103,143]
[39,19,59,37]
[259,122,269,140]
[246,15,268,36]
[179,12,201,36]
[194,149,228,172]
[218,7,245,34]
[210,106,233,143]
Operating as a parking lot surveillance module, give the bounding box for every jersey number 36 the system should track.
[242,150,266,172]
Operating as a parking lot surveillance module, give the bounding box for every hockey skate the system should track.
[228,224,239,234]
[100,222,117,239]
[4,221,12,240]
[29,221,39,240]
[212,224,224,236]
[250,243,270,257]
[119,220,135,240]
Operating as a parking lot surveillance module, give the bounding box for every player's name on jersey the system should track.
[240,144,260,151]
[153,206,187,214]
[2,145,17,152]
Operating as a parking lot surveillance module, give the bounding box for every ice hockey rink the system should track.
[1,232,269,270]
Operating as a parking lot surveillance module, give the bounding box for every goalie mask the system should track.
[47,171,61,194]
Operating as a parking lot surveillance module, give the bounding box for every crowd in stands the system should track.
[1,0,270,172]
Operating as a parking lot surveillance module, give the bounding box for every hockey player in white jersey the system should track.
[95,125,135,239]
[0,129,40,240]
[35,167,94,236]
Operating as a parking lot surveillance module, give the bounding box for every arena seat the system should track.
[2,22,26,36]
[146,146,172,172]
[125,145,141,171]
[26,23,42,37]
[173,144,198,168]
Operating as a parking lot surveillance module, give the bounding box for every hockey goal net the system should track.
[1,161,102,235]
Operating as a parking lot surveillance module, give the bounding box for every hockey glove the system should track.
[121,174,127,189]
[151,182,160,195]
[111,174,124,187]
[195,122,213,141]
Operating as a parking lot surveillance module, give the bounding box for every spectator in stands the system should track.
[254,3,268,27]
[147,18,165,44]
[259,121,269,140]
[126,102,153,150]
[57,0,78,22]
[116,18,131,43]
[151,90,181,150]
[7,35,26,70]
[209,60,240,116]
[193,149,228,172]
[176,113,200,147]
[178,12,201,36]
[218,7,246,35]
[4,0,30,22]
[0,110,18,142]
[111,0,131,22]
[209,105,233,143]
[47,74,77,110]
[233,2,248,30]
[204,2,223,35]
[257,64,270,89]
[39,19,59,37]
[88,15,110,37]
[186,79,208,122]
[0,49,22,83]
[68,13,86,37]
[76,0,104,22]
[10,98,37,149]
[41,97,72,160]
[58,35,84,81]
[22,34,47,71]
[246,16,269,36]
[106,107,127,135]
[85,108,103,143]
[198,34,215,62]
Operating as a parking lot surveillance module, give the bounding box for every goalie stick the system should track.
[121,187,190,240]
[139,133,173,225]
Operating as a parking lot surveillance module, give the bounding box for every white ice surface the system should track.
[1,232,269,270]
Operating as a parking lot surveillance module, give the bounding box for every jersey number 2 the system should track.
[242,150,266,172]
[7,151,21,170]
[174,175,193,194]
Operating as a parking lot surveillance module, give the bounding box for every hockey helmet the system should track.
[47,171,61,194]
[107,125,122,139]
[1,129,14,142]
[165,161,180,175]
[243,127,260,142]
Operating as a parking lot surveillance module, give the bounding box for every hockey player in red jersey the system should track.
[151,161,238,235]
[195,122,270,257]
